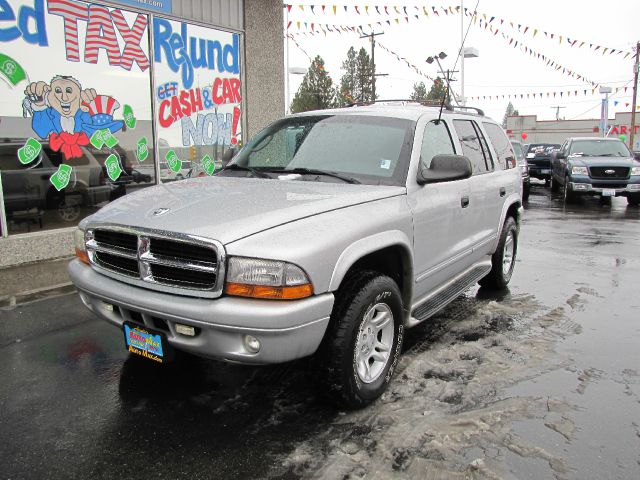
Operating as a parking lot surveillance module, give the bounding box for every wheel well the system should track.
[339,245,412,316]
[506,201,521,224]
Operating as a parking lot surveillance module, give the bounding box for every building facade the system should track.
[0,0,283,267]
[506,112,639,148]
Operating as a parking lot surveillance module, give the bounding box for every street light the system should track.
[599,86,612,137]
[425,51,447,64]
[285,66,306,114]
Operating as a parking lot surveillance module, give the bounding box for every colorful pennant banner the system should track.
[283,4,634,58]
[467,85,631,102]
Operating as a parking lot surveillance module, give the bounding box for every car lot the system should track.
[1,182,639,479]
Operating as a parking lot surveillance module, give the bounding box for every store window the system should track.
[152,17,243,181]
[0,0,155,235]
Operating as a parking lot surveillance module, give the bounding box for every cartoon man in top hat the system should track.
[24,76,123,160]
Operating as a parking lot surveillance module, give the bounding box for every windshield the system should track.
[526,144,560,157]
[226,115,415,186]
[569,140,631,157]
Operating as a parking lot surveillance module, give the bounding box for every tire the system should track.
[479,216,518,289]
[550,175,560,193]
[544,178,551,187]
[316,270,404,409]
[57,196,81,222]
[522,181,530,201]
[563,176,577,204]
[627,194,640,206]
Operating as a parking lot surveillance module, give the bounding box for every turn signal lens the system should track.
[74,228,89,264]
[631,167,640,175]
[75,248,90,265]
[225,282,313,300]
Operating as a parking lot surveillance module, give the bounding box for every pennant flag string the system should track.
[282,3,634,58]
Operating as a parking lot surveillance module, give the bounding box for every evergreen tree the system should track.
[426,77,450,102]
[410,81,428,102]
[290,56,335,114]
[502,102,520,128]
[337,47,375,106]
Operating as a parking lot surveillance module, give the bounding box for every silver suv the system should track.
[69,103,523,408]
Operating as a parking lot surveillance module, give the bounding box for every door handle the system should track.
[461,196,470,208]
[499,187,506,197]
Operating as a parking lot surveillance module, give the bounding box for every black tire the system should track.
[479,216,518,289]
[316,270,404,409]
[544,178,551,187]
[550,175,560,193]
[563,176,577,204]
[522,181,530,201]
[627,194,640,206]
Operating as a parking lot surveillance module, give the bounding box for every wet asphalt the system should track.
[1,183,639,479]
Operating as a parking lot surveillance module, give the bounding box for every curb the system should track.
[0,282,76,310]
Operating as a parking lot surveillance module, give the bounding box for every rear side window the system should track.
[483,122,515,169]
[452,119,492,174]
[420,120,456,169]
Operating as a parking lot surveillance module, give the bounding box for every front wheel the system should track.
[563,176,577,203]
[479,216,518,289]
[627,194,640,206]
[550,175,560,193]
[316,271,403,409]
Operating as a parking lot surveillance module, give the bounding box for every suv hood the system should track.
[569,156,638,167]
[86,177,406,244]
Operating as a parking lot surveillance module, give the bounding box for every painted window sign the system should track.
[152,18,242,180]
[0,0,155,236]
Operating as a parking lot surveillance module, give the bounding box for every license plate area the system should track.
[602,189,616,197]
[541,169,550,174]
[123,322,173,363]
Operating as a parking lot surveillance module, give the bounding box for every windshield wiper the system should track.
[260,167,361,184]
[222,163,271,178]
[598,153,614,157]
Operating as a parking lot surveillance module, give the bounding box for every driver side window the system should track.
[420,120,455,169]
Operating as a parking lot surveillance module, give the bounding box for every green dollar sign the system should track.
[136,137,148,162]
[105,154,123,181]
[18,138,42,165]
[50,164,72,191]
[201,154,216,176]
[165,150,182,173]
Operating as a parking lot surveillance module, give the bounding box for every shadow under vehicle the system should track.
[0,139,152,232]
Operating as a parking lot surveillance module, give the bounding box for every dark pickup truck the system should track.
[525,143,560,184]
[550,137,640,205]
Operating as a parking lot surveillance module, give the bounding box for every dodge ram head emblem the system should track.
[604,169,616,175]
[152,208,170,216]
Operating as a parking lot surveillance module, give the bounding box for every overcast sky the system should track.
[284,0,638,123]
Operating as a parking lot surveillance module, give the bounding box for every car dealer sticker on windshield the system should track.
[380,159,392,170]
[123,322,171,363]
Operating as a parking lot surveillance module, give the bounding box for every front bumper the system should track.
[69,259,334,364]
[528,166,551,180]
[567,180,640,196]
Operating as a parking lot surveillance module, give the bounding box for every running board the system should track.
[407,263,491,327]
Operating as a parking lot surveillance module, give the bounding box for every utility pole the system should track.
[629,41,639,150]
[359,30,386,100]
[550,105,566,120]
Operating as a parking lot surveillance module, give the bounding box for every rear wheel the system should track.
[479,216,518,289]
[522,181,530,201]
[316,271,403,409]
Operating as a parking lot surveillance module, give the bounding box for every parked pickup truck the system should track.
[69,102,523,408]
[550,137,640,205]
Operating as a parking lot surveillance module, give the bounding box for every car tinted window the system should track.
[231,115,415,186]
[568,139,630,157]
[453,119,490,174]
[420,120,455,169]
[484,122,515,169]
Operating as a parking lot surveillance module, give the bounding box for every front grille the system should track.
[589,167,629,179]
[87,227,223,298]
[94,251,139,277]
[93,230,137,252]
[529,159,551,168]
[150,263,216,289]
[592,182,627,189]
[149,238,216,264]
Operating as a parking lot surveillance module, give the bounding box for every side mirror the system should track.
[221,147,236,167]
[633,151,640,161]
[417,154,473,185]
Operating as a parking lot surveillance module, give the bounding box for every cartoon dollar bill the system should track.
[123,104,136,129]
[50,164,72,191]
[201,154,216,176]
[104,132,118,149]
[17,137,42,165]
[136,137,148,162]
[105,154,123,181]
[165,150,182,173]
[90,129,109,149]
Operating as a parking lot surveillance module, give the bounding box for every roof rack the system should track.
[347,99,454,111]
[452,105,485,116]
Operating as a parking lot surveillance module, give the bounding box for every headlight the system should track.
[571,166,588,175]
[631,167,640,175]
[224,257,313,300]
[74,228,89,264]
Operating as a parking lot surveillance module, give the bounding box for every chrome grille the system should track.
[589,167,629,179]
[86,227,225,298]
